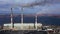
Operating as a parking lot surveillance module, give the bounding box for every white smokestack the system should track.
[11,8,13,29]
[35,13,38,29]
[21,7,24,29]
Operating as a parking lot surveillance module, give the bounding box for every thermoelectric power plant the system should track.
[3,8,42,30]
[0,0,60,34]
[0,0,60,29]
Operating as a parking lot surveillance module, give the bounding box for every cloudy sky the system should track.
[0,0,60,14]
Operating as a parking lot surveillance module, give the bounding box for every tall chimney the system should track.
[11,8,14,29]
[35,14,37,30]
[21,7,24,29]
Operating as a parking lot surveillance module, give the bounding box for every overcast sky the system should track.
[0,0,60,14]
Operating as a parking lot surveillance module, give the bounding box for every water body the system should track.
[0,15,60,26]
